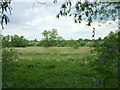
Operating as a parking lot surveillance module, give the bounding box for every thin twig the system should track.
[35,0,50,6]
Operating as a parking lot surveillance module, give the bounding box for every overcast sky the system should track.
[2,1,118,41]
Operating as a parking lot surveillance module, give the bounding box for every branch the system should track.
[35,0,50,6]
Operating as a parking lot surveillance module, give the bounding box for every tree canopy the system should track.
[56,0,119,25]
[41,29,63,47]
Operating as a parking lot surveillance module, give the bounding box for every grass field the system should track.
[2,47,117,88]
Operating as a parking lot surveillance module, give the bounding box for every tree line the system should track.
[2,29,103,48]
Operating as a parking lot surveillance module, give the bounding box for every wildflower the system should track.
[98,81,101,85]
[116,67,120,71]
[113,47,116,50]
[94,80,97,82]
[113,65,116,67]
[101,81,103,84]
[115,45,117,47]
[101,58,107,61]
[105,48,107,51]
[95,80,103,85]
[102,47,104,49]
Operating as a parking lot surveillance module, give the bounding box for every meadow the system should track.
[2,46,118,88]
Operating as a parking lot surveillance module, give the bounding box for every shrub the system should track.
[80,41,86,46]
[73,43,80,49]
[91,31,119,88]
[2,48,18,64]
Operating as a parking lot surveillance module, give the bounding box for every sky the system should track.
[1,0,118,41]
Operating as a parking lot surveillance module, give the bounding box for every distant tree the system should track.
[33,39,37,42]
[2,35,10,47]
[97,37,102,41]
[77,38,83,42]
[85,39,91,41]
[73,43,80,49]
[42,30,51,41]
[11,35,28,47]
[2,35,28,47]
[80,41,86,46]
[42,29,63,47]
[56,36,63,41]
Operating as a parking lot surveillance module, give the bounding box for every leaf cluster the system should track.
[57,1,118,26]
[0,0,12,29]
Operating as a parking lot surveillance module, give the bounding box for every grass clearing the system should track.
[3,46,116,88]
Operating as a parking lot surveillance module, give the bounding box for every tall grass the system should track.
[2,47,117,88]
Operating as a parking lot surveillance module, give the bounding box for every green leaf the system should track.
[74,19,77,23]
[61,4,66,8]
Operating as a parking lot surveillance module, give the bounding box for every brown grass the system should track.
[26,46,90,50]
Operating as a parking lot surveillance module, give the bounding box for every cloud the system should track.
[2,2,118,41]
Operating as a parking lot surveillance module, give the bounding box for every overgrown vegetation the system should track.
[89,31,119,88]
[2,31,119,88]
[2,35,28,47]
[1,0,119,88]
[2,47,98,88]
[2,29,103,48]
[2,48,18,64]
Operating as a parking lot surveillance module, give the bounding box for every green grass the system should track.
[2,47,117,88]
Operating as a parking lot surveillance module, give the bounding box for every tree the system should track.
[42,30,51,41]
[56,36,63,41]
[49,29,58,41]
[2,34,28,47]
[33,39,37,42]
[41,29,63,47]
[97,37,102,41]
[77,38,83,42]
[2,35,10,47]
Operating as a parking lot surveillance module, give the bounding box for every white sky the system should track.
[1,1,118,41]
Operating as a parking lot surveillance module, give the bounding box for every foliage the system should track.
[61,40,78,47]
[86,42,94,47]
[11,35,28,47]
[57,1,118,26]
[80,41,86,46]
[2,47,94,88]
[73,43,80,49]
[0,0,12,29]
[2,35,10,47]
[2,34,103,48]
[2,48,18,64]
[56,1,118,37]
[3,46,118,88]
[0,1,119,30]
[2,35,28,47]
[41,29,63,47]
[91,31,119,88]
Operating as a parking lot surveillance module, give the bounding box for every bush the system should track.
[73,43,80,49]
[2,48,18,64]
[91,31,119,88]
[80,41,86,46]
